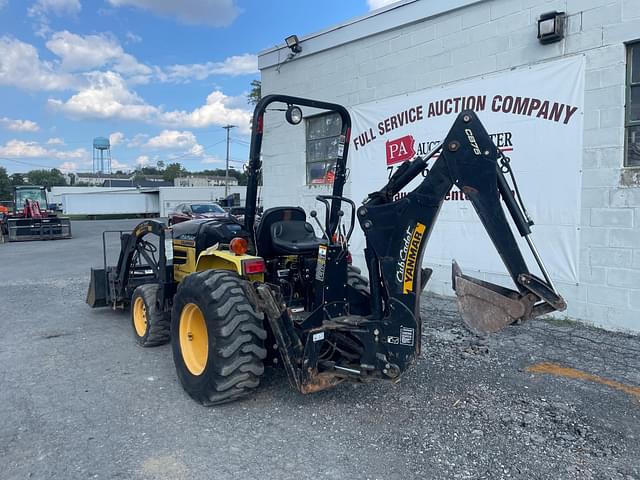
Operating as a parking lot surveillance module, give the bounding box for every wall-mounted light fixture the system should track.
[285,35,302,54]
[537,11,565,45]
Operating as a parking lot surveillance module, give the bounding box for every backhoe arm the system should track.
[358,110,566,339]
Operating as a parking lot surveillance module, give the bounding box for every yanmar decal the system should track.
[396,223,426,294]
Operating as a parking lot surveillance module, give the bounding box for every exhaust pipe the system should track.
[452,261,566,335]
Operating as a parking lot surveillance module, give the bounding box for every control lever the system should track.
[309,210,329,240]
[315,195,356,242]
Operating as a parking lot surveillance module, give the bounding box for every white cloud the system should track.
[158,54,257,82]
[111,158,130,170]
[28,0,82,37]
[144,129,207,160]
[109,131,124,146]
[107,0,240,27]
[0,139,48,157]
[127,133,148,147]
[46,31,121,71]
[0,139,88,161]
[135,154,150,166]
[47,137,65,145]
[0,117,40,132]
[59,156,95,172]
[45,30,151,82]
[29,0,81,16]
[48,71,157,120]
[49,72,252,132]
[0,36,76,90]
[58,161,78,172]
[125,31,142,43]
[0,0,7,10]
[159,90,252,133]
[145,130,198,149]
[367,0,399,10]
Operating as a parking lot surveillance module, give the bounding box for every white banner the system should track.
[349,56,585,284]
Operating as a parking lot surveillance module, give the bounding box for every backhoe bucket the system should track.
[451,261,565,335]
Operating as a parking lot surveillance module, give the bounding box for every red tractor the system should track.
[0,186,71,242]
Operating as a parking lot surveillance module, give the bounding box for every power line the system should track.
[157,138,227,163]
[0,157,60,169]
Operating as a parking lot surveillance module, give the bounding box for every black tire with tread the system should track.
[131,284,171,347]
[171,269,267,406]
[347,265,371,315]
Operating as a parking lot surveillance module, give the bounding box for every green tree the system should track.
[133,171,146,183]
[25,169,66,188]
[163,162,186,182]
[156,160,165,171]
[10,173,24,186]
[196,168,249,186]
[0,167,12,201]
[141,166,160,175]
[247,79,261,106]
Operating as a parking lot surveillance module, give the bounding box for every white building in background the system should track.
[258,0,640,332]
[174,175,239,187]
[75,172,132,186]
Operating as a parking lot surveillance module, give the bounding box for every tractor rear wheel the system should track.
[131,284,171,347]
[171,270,267,406]
[347,265,371,315]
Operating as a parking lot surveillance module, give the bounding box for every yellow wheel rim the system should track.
[133,296,148,337]
[179,303,209,376]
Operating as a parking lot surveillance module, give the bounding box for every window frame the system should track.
[625,41,640,167]
[305,111,342,185]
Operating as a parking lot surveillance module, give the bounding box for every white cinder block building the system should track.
[257,0,640,332]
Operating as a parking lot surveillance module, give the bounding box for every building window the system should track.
[626,42,640,167]
[306,112,342,184]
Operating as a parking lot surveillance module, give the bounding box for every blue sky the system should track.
[0,0,394,174]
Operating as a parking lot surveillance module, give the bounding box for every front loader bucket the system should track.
[7,216,72,241]
[86,268,108,308]
[452,261,566,335]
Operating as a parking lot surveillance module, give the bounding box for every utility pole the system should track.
[223,125,236,198]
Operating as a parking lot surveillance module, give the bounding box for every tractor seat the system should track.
[270,220,323,255]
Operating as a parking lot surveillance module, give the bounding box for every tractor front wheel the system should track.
[171,270,267,406]
[131,284,171,347]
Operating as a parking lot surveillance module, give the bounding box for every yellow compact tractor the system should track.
[88,95,566,406]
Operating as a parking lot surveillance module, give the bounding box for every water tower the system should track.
[93,137,112,174]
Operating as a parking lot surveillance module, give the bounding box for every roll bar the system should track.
[244,94,352,245]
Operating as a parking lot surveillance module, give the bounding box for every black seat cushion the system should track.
[270,220,322,255]
[255,206,308,258]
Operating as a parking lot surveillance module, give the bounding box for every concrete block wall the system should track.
[260,0,640,332]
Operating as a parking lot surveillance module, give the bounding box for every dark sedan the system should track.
[168,202,229,225]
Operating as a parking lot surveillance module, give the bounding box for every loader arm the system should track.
[358,110,566,339]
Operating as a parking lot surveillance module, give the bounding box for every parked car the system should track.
[168,202,229,225]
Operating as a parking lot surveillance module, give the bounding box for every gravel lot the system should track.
[1,219,639,480]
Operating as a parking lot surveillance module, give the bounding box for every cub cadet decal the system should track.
[396,222,426,293]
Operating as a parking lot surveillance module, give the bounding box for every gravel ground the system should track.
[0,219,639,480]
